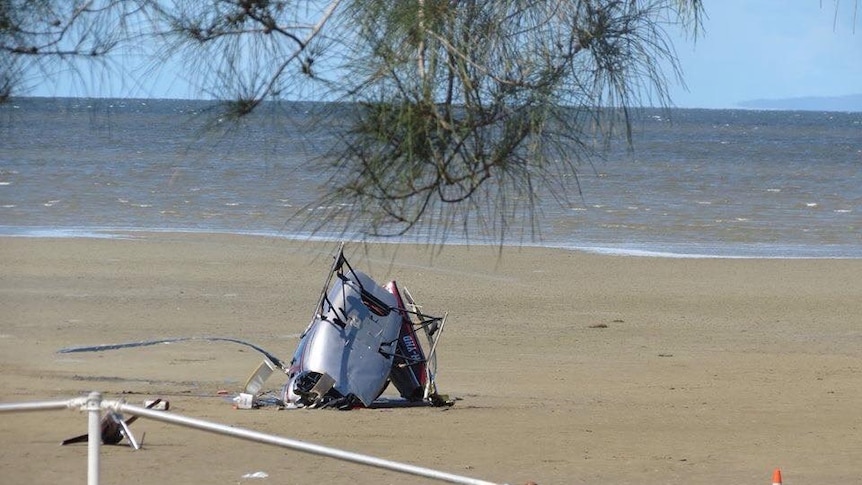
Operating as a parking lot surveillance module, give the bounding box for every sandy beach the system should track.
[1,234,861,484]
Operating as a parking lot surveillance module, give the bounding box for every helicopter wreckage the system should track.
[275,244,450,409]
[59,243,453,415]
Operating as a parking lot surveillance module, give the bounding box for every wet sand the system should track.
[2,234,861,484]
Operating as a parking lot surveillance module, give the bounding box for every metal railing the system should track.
[0,392,502,485]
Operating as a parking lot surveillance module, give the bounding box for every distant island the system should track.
[737,93,862,112]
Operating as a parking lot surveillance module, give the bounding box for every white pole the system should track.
[113,402,501,485]
[0,395,506,485]
[86,392,102,485]
[0,398,85,413]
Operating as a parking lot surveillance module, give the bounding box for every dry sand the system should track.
[1,234,861,484]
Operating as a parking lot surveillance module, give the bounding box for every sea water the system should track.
[1,98,860,258]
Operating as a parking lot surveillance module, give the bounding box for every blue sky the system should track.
[667,0,861,108]
[30,1,861,109]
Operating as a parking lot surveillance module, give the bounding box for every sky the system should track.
[28,1,862,110]
[665,0,861,108]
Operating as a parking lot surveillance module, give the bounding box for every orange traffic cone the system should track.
[772,468,783,485]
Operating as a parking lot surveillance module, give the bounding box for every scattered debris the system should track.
[241,471,269,479]
[61,398,167,449]
[144,399,169,410]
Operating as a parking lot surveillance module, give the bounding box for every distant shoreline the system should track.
[737,93,862,112]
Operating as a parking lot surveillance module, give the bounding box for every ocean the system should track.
[1,97,860,258]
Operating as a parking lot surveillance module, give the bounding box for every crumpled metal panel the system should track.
[288,270,400,406]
